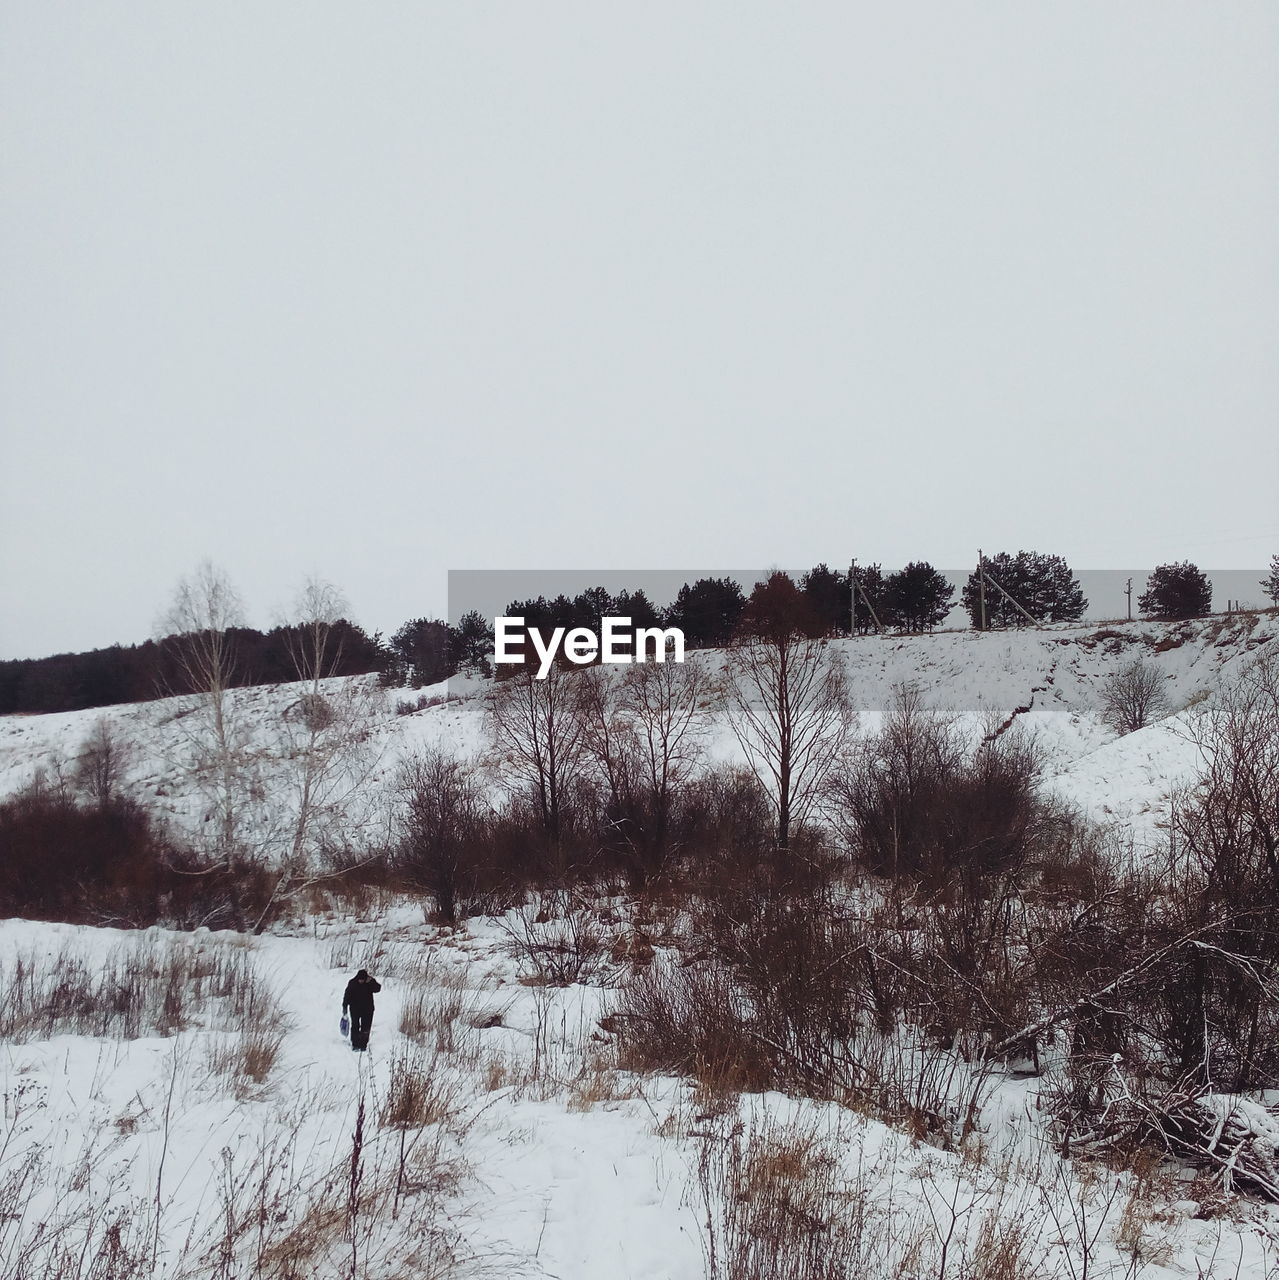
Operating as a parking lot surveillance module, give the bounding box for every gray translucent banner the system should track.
[448,568,1271,630]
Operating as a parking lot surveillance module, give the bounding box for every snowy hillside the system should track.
[1,611,1274,849]
[3,611,1278,1278]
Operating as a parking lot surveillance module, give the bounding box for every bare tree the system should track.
[395,748,486,923]
[486,661,589,865]
[1179,648,1279,894]
[254,577,383,929]
[727,593,853,849]
[279,578,379,861]
[579,658,716,883]
[1099,658,1170,735]
[158,561,253,869]
[74,716,132,809]
[625,658,715,855]
[576,664,631,815]
[1138,649,1279,1091]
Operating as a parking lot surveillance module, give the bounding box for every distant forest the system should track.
[0,621,386,716]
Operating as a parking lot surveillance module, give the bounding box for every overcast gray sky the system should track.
[3,2,1276,658]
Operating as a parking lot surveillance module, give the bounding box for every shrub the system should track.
[499,894,612,987]
[393,749,490,923]
[0,789,170,924]
[826,686,1049,884]
[1099,658,1171,734]
[614,958,767,1094]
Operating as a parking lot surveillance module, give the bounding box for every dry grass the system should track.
[399,968,509,1061]
[613,957,771,1095]
[0,1067,483,1280]
[206,1020,287,1098]
[565,1054,641,1112]
[323,929,427,981]
[380,1045,466,1131]
[498,896,614,987]
[697,1112,891,1280]
[0,934,282,1043]
[965,1193,1052,1279]
[613,950,993,1154]
[688,1099,1174,1280]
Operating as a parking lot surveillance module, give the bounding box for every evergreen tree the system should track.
[961,550,1086,628]
[389,618,454,687]
[1261,555,1279,608]
[610,588,662,630]
[572,586,613,632]
[739,571,823,643]
[1022,552,1087,621]
[852,563,896,632]
[1138,562,1213,620]
[504,594,575,636]
[448,611,494,674]
[545,594,578,631]
[800,563,850,636]
[664,577,746,648]
[886,562,954,632]
[962,553,1018,629]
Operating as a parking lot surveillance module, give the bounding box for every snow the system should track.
[2,614,1274,851]
[2,612,1278,1276]
[3,910,1277,1277]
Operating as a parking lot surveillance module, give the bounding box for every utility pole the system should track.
[849,560,856,637]
[1125,577,1132,621]
[855,572,885,634]
[979,560,1042,629]
[978,550,987,632]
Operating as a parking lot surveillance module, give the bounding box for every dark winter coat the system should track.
[342,974,381,1014]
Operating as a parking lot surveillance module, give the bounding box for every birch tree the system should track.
[257,577,382,928]
[159,561,253,869]
[279,578,378,861]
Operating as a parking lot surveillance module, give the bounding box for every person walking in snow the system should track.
[342,969,382,1051]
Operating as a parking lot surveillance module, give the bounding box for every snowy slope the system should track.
[4,911,1277,1279]
[1,612,1273,851]
[3,613,1279,1277]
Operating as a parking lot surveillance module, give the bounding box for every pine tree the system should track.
[663,577,746,648]
[1022,552,1087,621]
[448,611,493,674]
[1138,562,1213,620]
[852,563,896,632]
[960,551,1086,628]
[886,562,954,632]
[610,589,662,630]
[739,571,823,642]
[800,563,850,636]
[572,586,613,633]
[1261,555,1279,608]
[390,618,454,687]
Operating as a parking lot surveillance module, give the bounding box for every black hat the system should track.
[355,969,369,979]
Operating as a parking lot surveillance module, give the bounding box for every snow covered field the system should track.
[2,612,1278,1278]
[3,904,1278,1278]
